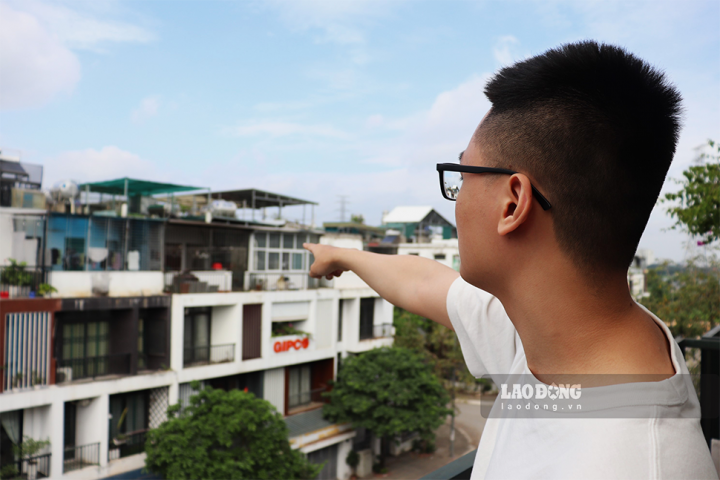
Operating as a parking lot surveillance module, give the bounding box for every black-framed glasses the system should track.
[436,161,552,210]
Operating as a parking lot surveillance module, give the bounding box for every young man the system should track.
[305,41,718,479]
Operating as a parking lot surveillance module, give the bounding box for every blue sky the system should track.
[1,0,718,262]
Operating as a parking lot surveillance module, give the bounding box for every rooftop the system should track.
[383,206,434,224]
[78,177,203,196]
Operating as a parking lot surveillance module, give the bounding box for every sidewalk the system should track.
[361,413,475,479]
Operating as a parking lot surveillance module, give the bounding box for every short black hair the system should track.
[478,41,683,272]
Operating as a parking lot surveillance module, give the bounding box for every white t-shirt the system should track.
[447,276,719,480]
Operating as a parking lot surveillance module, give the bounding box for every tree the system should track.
[350,214,365,224]
[323,347,451,469]
[639,258,719,338]
[145,384,322,480]
[663,139,719,245]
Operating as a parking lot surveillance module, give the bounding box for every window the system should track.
[268,252,279,270]
[282,252,290,270]
[269,233,281,248]
[288,365,311,408]
[292,253,303,270]
[183,308,210,365]
[254,233,266,248]
[61,321,109,378]
[408,252,419,256]
[295,234,307,249]
[283,233,294,249]
[138,318,145,369]
[254,250,266,270]
[452,255,460,271]
[338,299,344,342]
[434,253,446,260]
[359,298,374,340]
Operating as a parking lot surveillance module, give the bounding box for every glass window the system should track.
[282,252,290,270]
[268,252,279,270]
[309,234,320,244]
[295,234,307,249]
[254,250,266,270]
[269,233,280,248]
[254,233,266,248]
[292,253,303,270]
[283,234,294,249]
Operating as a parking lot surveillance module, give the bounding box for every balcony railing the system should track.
[0,265,47,299]
[288,386,330,410]
[374,323,394,338]
[63,442,99,473]
[55,353,131,383]
[183,343,235,367]
[247,272,325,291]
[420,449,475,480]
[109,430,147,461]
[1,452,52,480]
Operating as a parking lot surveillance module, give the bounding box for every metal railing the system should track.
[2,452,52,480]
[0,265,47,299]
[63,442,99,473]
[109,430,147,461]
[55,353,131,383]
[288,386,329,409]
[678,328,720,448]
[420,449,476,480]
[183,343,235,367]
[247,272,325,291]
[374,323,394,338]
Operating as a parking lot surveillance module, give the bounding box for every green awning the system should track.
[78,178,204,196]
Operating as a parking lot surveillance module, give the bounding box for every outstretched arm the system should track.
[304,243,459,330]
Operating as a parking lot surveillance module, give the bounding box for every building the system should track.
[0,175,393,480]
[381,206,456,243]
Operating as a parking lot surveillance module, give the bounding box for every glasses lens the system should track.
[443,171,462,200]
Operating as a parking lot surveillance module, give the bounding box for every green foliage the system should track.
[345,449,359,469]
[271,322,309,337]
[350,214,365,224]
[393,308,475,387]
[323,346,451,467]
[37,283,57,296]
[663,139,719,244]
[13,436,50,458]
[144,386,322,480]
[0,259,33,287]
[638,258,719,338]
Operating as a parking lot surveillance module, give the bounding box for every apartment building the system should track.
[0,174,393,480]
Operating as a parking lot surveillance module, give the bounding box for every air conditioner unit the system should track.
[57,367,72,383]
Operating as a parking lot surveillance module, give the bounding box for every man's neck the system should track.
[493,266,675,384]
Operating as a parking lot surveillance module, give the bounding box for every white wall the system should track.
[23,405,52,446]
[263,368,285,414]
[48,271,165,297]
[75,396,104,448]
[397,238,460,271]
[315,300,333,350]
[210,305,240,361]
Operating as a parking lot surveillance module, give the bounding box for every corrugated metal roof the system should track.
[285,408,333,438]
[382,206,433,224]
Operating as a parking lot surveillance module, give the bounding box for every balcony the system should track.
[55,353,132,383]
[3,452,52,480]
[247,272,326,291]
[360,323,394,341]
[420,449,475,480]
[109,430,147,461]
[63,442,100,473]
[183,343,235,368]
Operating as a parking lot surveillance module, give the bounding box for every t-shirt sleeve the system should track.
[446,276,518,380]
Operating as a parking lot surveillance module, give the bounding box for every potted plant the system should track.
[0,259,34,298]
[14,436,50,480]
[346,449,360,480]
[37,283,57,298]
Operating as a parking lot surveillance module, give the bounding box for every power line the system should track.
[336,195,350,222]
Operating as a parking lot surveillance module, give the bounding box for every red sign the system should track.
[273,336,310,353]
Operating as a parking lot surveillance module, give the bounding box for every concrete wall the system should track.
[315,299,333,350]
[397,238,460,271]
[48,271,165,298]
[23,405,52,446]
[263,368,285,414]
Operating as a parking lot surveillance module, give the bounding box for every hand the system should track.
[303,243,348,280]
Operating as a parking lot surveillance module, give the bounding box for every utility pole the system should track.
[450,365,456,457]
[336,195,350,222]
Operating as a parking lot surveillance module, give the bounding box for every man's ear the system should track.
[498,174,533,236]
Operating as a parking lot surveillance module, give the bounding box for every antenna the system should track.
[336,195,350,222]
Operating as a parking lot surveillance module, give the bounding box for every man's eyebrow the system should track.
[458,151,464,163]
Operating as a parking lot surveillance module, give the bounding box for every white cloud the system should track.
[0,0,155,110]
[225,121,349,139]
[6,0,155,51]
[0,3,81,110]
[43,146,158,186]
[493,35,521,66]
[131,96,160,123]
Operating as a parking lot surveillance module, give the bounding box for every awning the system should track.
[78,178,204,196]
